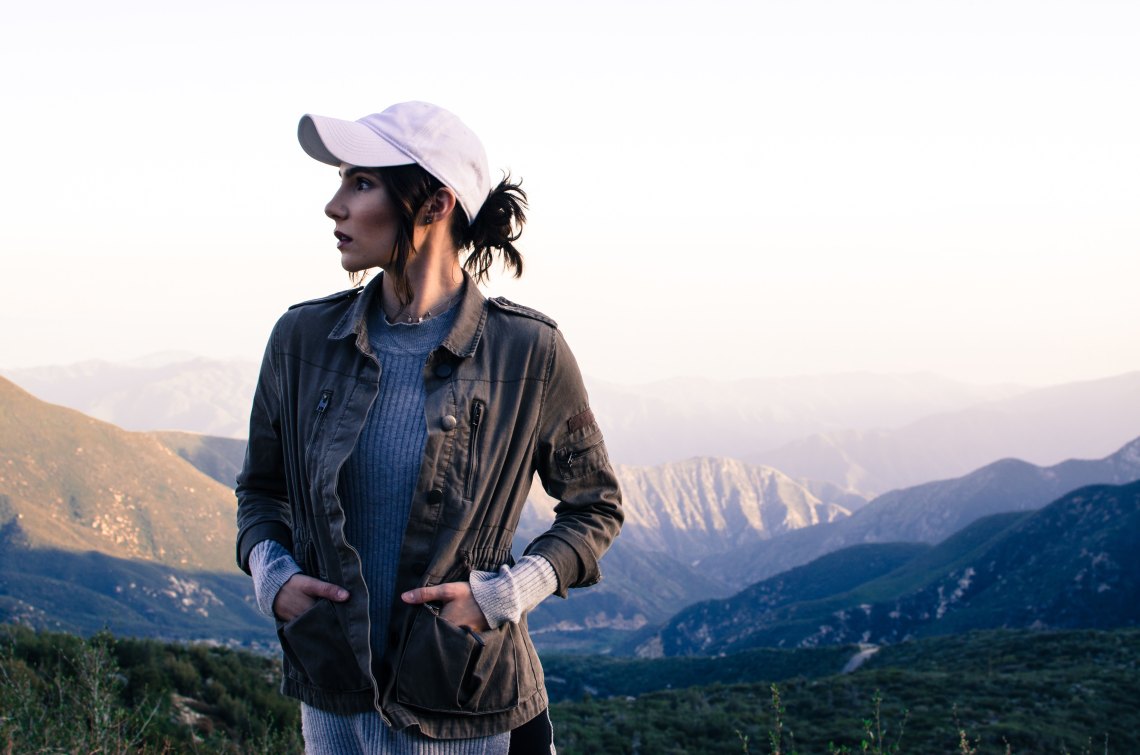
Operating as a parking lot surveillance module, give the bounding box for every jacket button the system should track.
[427,489,444,504]
[440,414,457,431]
[434,363,453,378]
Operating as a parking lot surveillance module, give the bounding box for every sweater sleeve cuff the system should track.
[249,539,302,620]
[469,555,558,630]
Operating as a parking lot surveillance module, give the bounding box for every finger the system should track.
[401,586,435,604]
[297,575,350,602]
[403,583,465,611]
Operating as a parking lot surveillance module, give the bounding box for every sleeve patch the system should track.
[567,409,595,434]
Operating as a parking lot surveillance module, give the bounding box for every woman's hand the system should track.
[273,574,350,622]
[401,581,491,632]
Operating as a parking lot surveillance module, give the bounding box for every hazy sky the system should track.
[2,0,1138,387]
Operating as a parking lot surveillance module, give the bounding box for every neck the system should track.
[380,255,464,324]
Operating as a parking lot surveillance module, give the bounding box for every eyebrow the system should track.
[340,166,378,179]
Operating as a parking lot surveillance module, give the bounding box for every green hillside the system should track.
[0,545,271,646]
[652,481,1140,655]
[3,625,1135,753]
[552,629,1140,754]
[654,542,929,656]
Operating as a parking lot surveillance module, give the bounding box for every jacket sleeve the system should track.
[235,327,294,574]
[524,329,623,597]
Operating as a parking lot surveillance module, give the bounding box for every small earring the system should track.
[423,213,434,225]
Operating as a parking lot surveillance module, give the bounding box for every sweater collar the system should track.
[327,270,487,359]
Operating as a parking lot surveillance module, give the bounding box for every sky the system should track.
[1,0,1138,387]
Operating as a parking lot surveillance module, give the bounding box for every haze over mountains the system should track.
[754,372,1140,495]
[3,359,1024,458]
[587,372,1026,466]
[1,356,258,439]
[7,356,1140,497]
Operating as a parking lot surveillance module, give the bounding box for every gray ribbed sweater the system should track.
[249,300,557,753]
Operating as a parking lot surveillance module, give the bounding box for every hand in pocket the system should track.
[401,581,490,632]
[274,573,350,622]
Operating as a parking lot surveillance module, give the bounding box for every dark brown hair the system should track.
[372,164,527,305]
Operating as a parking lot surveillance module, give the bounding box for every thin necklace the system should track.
[388,289,461,324]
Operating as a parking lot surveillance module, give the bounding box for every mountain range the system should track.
[3,375,849,645]
[3,363,1139,655]
[645,480,1140,656]
[703,435,1140,589]
[520,457,857,560]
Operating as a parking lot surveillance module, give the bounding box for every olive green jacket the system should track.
[235,272,623,738]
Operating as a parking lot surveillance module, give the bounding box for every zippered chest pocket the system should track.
[305,389,333,464]
[462,399,485,501]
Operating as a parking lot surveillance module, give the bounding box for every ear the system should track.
[422,188,458,225]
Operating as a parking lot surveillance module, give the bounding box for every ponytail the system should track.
[374,165,528,304]
[460,175,527,283]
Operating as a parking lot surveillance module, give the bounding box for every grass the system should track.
[1,624,1135,753]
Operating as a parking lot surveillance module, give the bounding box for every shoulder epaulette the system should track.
[488,297,558,328]
[287,287,362,310]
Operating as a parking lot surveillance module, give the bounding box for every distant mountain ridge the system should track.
[754,371,1140,494]
[648,480,1140,655]
[1,358,259,439]
[159,436,860,642]
[2,358,1030,466]
[514,457,858,642]
[704,435,1140,588]
[589,372,1026,465]
[521,457,857,561]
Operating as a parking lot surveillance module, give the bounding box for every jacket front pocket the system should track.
[395,608,520,714]
[278,599,370,692]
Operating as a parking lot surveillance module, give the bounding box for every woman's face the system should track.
[325,164,399,273]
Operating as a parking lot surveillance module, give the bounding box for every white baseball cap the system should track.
[298,101,491,224]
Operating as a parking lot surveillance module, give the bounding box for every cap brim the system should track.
[298,114,416,168]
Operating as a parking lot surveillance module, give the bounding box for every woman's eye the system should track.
[354,177,374,191]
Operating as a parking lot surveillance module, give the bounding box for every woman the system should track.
[235,101,622,754]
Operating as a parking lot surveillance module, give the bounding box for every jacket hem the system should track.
[386,686,549,740]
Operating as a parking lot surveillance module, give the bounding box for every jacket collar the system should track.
[327,270,487,358]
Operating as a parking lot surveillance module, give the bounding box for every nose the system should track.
[325,190,346,220]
